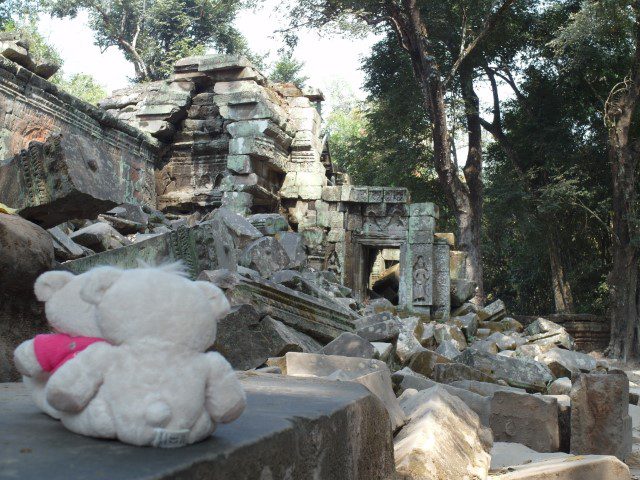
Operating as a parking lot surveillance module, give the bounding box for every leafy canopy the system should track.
[44,0,253,81]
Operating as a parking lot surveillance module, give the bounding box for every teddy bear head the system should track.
[79,264,230,351]
[34,270,102,338]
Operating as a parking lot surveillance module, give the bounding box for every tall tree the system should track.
[552,0,640,359]
[283,0,519,303]
[45,0,252,82]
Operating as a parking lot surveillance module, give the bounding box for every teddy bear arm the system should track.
[13,339,44,378]
[45,344,113,413]
[204,352,247,424]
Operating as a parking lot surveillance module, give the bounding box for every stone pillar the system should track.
[433,239,451,321]
[403,203,437,315]
[570,371,632,460]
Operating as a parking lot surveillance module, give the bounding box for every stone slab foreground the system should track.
[490,455,630,479]
[0,374,394,480]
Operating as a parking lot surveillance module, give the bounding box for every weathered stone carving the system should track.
[412,255,431,305]
[0,58,156,227]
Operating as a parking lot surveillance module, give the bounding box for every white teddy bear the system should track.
[13,270,105,420]
[44,264,246,448]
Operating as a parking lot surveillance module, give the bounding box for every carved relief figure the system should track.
[325,248,342,276]
[413,255,430,303]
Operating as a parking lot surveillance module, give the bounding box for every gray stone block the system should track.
[0,376,395,479]
[570,372,632,461]
[455,349,555,392]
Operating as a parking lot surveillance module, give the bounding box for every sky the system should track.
[36,1,382,104]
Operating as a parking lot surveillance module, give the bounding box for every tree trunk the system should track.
[459,64,485,304]
[608,122,640,359]
[547,225,575,313]
[388,0,484,304]
[607,8,640,360]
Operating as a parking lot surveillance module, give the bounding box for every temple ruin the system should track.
[0,37,633,480]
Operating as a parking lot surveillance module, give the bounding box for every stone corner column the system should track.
[570,371,632,461]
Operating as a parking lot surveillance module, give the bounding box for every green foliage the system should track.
[327,36,450,220]
[269,54,308,87]
[2,20,62,66]
[53,73,107,104]
[44,0,251,81]
[1,20,106,104]
[0,0,40,28]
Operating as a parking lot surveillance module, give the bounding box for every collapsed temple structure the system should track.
[0,51,461,318]
[0,38,629,480]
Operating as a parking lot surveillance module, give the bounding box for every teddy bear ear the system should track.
[34,271,76,302]
[194,281,231,317]
[79,267,123,305]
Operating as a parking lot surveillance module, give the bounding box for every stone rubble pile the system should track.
[0,46,634,480]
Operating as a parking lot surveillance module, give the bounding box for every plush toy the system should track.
[13,270,105,419]
[44,264,246,448]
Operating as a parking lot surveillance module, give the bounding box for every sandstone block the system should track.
[490,391,560,452]
[214,305,321,370]
[395,386,492,480]
[570,372,632,460]
[455,349,554,392]
[239,236,290,277]
[321,332,376,359]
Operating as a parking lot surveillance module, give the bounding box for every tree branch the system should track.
[444,0,517,87]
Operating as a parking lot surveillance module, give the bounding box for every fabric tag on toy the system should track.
[152,428,190,448]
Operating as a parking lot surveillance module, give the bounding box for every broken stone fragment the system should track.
[352,370,406,431]
[570,371,632,461]
[539,348,597,378]
[321,332,376,359]
[99,203,149,234]
[197,269,241,290]
[434,324,467,350]
[0,214,53,381]
[247,213,289,235]
[238,236,290,277]
[69,222,131,252]
[203,207,263,250]
[490,390,560,452]
[450,278,476,307]
[524,318,575,350]
[491,454,631,479]
[392,368,436,394]
[395,317,425,365]
[469,339,499,355]
[48,226,86,261]
[284,352,390,380]
[274,231,307,269]
[418,322,436,348]
[395,386,493,480]
[477,299,507,322]
[435,339,463,360]
[487,331,519,351]
[452,301,478,317]
[0,128,155,229]
[355,312,400,342]
[213,305,321,370]
[449,379,527,397]
[407,349,451,377]
[451,312,479,340]
[372,342,394,362]
[455,349,555,392]
[433,363,497,385]
[548,377,572,395]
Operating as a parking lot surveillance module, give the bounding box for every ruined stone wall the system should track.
[99,55,454,316]
[101,55,327,216]
[0,57,158,227]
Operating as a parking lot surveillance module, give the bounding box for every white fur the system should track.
[14,270,105,419]
[46,266,246,447]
